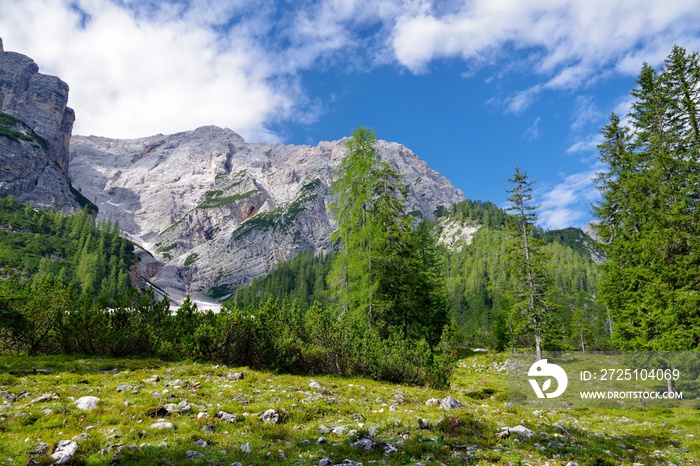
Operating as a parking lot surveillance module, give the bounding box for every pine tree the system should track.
[505,167,554,360]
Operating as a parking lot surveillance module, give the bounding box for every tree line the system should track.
[1,45,698,382]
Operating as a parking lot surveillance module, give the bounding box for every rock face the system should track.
[68,127,465,299]
[0,38,81,212]
[0,40,74,169]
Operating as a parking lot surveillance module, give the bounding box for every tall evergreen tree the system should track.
[505,167,554,359]
[328,126,382,325]
[329,126,449,342]
[594,46,700,351]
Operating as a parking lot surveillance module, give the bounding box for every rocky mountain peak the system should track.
[69,128,465,302]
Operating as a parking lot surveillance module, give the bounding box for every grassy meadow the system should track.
[0,352,698,465]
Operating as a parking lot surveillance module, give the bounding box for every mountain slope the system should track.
[68,127,465,299]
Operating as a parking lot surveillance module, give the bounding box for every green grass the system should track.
[0,353,698,465]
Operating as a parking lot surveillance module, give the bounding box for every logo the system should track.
[528,359,568,398]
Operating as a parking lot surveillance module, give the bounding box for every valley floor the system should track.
[0,353,697,465]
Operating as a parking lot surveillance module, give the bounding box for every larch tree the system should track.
[329,126,449,343]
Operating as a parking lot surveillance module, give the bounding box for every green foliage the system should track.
[68,185,99,215]
[328,126,449,345]
[0,113,49,149]
[156,242,178,254]
[0,196,134,302]
[0,196,139,354]
[505,167,556,359]
[443,223,608,353]
[197,189,257,208]
[448,198,508,229]
[217,298,454,387]
[183,252,198,266]
[593,46,700,351]
[538,226,603,259]
[230,249,334,308]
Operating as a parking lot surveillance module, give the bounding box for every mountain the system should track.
[0,38,84,213]
[68,127,465,301]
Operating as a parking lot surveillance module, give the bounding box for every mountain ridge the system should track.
[68,126,466,301]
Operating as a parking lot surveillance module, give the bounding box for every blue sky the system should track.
[2,0,700,229]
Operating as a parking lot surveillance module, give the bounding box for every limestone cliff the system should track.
[0,38,81,212]
[69,127,465,299]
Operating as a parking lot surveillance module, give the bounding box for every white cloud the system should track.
[566,134,604,154]
[506,86,544,114]
[538,169,600,229]
[392,0,700,108]
[570,95,604,132]
[2,0,699,141]
[524,117,541,141]
[0,0,292,141]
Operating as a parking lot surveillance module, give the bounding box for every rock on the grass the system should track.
[342,460,364,466]
[51,440,78,464]
[164,400,191,414]
[32,442,49,455]
[309,380,323,389]
[260,409,279,423]
[150,419,176,430]
[240,442,251,453]
[439,396,463,410]
[186,450,205,459]
[30,392,59,403]
[507,425,535,438]
[351,437,375,451]
[319,458,333,466]
[75,396,100,411]
[332,425,348,436]
[425,398,439,406]
[216,410,237,422]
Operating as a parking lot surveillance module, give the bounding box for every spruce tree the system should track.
[505,167,554,359]
[594,46,700,351]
